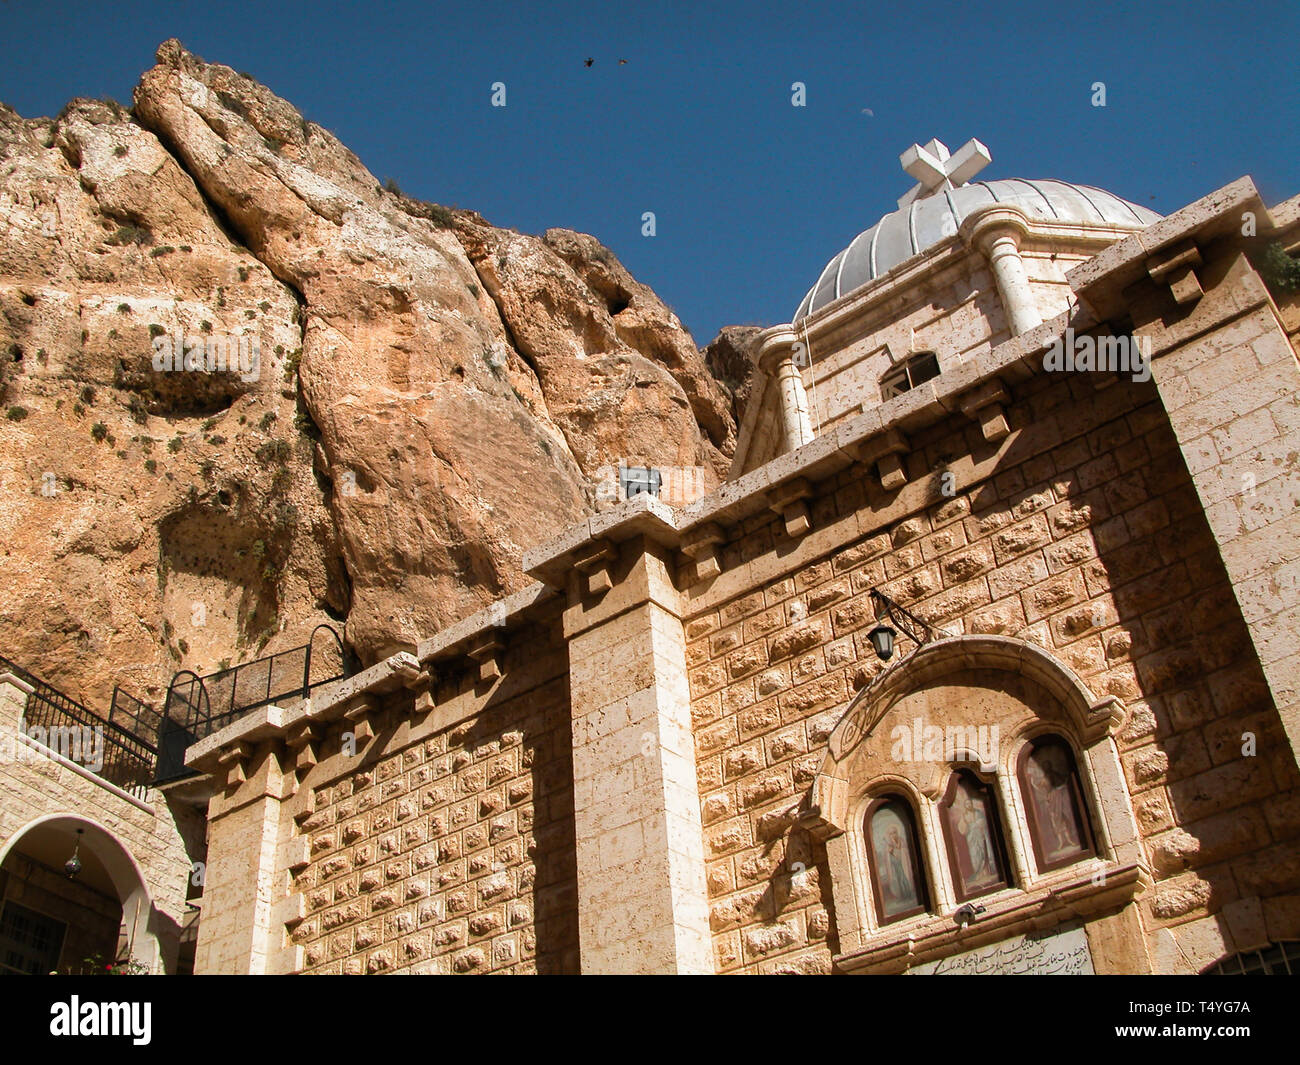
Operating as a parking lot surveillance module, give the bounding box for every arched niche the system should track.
[0,814,164,973]
[804,635,1148,969]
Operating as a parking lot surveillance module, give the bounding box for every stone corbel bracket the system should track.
[285,722,322,780]
[572,539,618,598]
[768,476,814,538]
[216,740,253,792]
[467,632,505,685]
[416,583,555,685]
[522,492,680,593]
[1066,177,1267,323]
[680,522,726,582]
[342,694,381,747]
[852,428,910,492]
[413,667,437,717]
[1146,239,1204,306]
[958,378,1011,443]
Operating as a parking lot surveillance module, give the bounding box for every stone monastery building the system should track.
[4,138,1300,975]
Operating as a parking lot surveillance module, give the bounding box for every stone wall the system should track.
[279,613,579,975]
[182,179,1300,976]
[801,255,1007,439]
[683,365,1300,973]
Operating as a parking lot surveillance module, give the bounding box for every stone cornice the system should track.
[522,491,680,586]
[1067,176,1267,321]
[415,581,557,664]
[0,672,36,696]
[184,652,423,774]
[521,303,1100,594]
[1270,193,1300,250]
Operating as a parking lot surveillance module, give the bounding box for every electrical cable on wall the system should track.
[801,318,823,437]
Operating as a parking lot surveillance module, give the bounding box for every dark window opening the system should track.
[0,901,67,976]
[881,350,940,400]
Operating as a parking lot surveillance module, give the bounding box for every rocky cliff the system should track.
[0,40,738,714]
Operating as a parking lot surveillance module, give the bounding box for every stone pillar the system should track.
[776,352,815,451]
[760,329,814,454]
[1127,247,1300,768]
[564,537,713,973]
[967,207,1041,337]
[193,740,297,974]
[0,673,33,738]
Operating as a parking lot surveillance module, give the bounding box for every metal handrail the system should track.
[109,686,161,753]
[0,654,155,799]
[156,626,351,781]
[304,623,347,696]
[0,654,156,753]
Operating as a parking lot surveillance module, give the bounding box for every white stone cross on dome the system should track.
[896,138,992,208]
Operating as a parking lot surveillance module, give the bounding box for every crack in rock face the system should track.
[0,38,738,700]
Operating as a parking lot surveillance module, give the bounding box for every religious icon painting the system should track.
[865,796,929,923]
[939,770,1013,902]
[1018,735,1096,873]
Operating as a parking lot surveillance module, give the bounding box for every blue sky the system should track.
[2,0,1297,342]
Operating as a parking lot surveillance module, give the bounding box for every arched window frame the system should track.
[861,792,932,926]
[808,635,1147,972]
[936,766,1017,903]
[1014,732,1098,876]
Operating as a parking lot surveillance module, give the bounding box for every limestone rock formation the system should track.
[0,40,740,710]
[0,96,341,710]
[704,325,764,424]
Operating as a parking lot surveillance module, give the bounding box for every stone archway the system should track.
[0,814,162,973]
[803,634,1148,970]
[811,634,1128,834]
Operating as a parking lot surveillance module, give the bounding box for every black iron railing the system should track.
[0,654,156,800]
[110,685,164,750]
[157,625,351,782]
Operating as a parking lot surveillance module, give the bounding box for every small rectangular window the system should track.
[880,369,910,400]
[880,351,940,401]
[909,350,940,386]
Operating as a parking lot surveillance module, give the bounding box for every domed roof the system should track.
[794,176,1161,322]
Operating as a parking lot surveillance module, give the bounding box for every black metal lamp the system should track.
[866,589,935,663]
[64,829,84,879]
[867,622,897,661]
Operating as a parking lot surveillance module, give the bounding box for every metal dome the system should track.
[793,178,1161,322]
